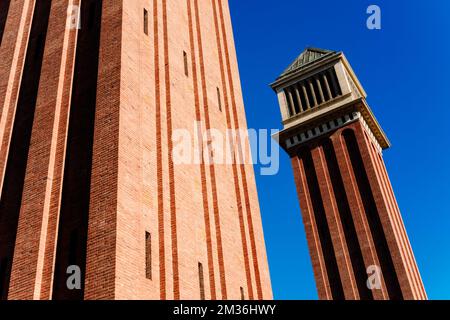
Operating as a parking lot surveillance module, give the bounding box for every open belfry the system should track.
[271,48,427,300]
[0,0,272,300]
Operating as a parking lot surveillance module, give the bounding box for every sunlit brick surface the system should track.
[0,0,272,300]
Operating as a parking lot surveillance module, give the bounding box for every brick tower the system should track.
[271,48,426,300]
[0,0,272,300]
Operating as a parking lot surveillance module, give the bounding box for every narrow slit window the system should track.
[144,9,149,35]
[183,51,189,77]
[145,232,152,280]
[217,87,222,112]
[240,287,245,300]
[198,262,205,300]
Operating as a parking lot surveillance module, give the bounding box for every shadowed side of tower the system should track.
[271,48,427,300]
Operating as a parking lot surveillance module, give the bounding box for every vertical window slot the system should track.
[198,262,205,300]
[146,232,152,280]
[144,9,149,35]
[217,87,222,112]
[240,287,245,300]
[183,51,189,77]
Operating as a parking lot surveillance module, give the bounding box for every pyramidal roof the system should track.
[278,47,337,79]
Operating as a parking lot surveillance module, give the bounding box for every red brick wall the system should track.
[0,0,272,300]
[113,0,272,300]
[290,120,426,300]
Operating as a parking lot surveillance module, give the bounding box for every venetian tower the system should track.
[0,0,272,300]
[271,48,426,300]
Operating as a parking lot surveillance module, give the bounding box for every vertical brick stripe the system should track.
[83,0,122,300]
[210,0,253,300]
[332,132,388,300]
[376,152,427,299]
[0,3,35,297]
[322,138,373,299]
[343,128,404,299]
[364,134,420,298]
[312,145,359,299]
[217,0,262,299]
[40,0,79,297]
[25,0,79,299]
[0,0,35,195]
[153,0,166,300]
[239,163,262,299]
[162,0,180,300]
[0,0,274,301]
[0,0,11,46]
[371,141,425,298]
[0,0,31,120]
[53,0,104,300]
[291,155,332,300]
[300,147,345,299]
[186,0,216,300]
[193,0,227,299]
[364,130,425,299]
[3,0,52,300]
[352,125,417,299]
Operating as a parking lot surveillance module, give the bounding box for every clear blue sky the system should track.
[228,0,450,300]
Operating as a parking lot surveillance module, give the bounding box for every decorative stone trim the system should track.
[285,112,361,149]
[360,116,383,154]
[284,111,383,154]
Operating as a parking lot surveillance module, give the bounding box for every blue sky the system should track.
[228,0,450,300]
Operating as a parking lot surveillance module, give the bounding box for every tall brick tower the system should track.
[271,48,426,300]
[0,0,272,300]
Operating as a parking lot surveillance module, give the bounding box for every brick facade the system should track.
[290,122,426,299]
[0,0,272,300]
[272,48,426,300]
